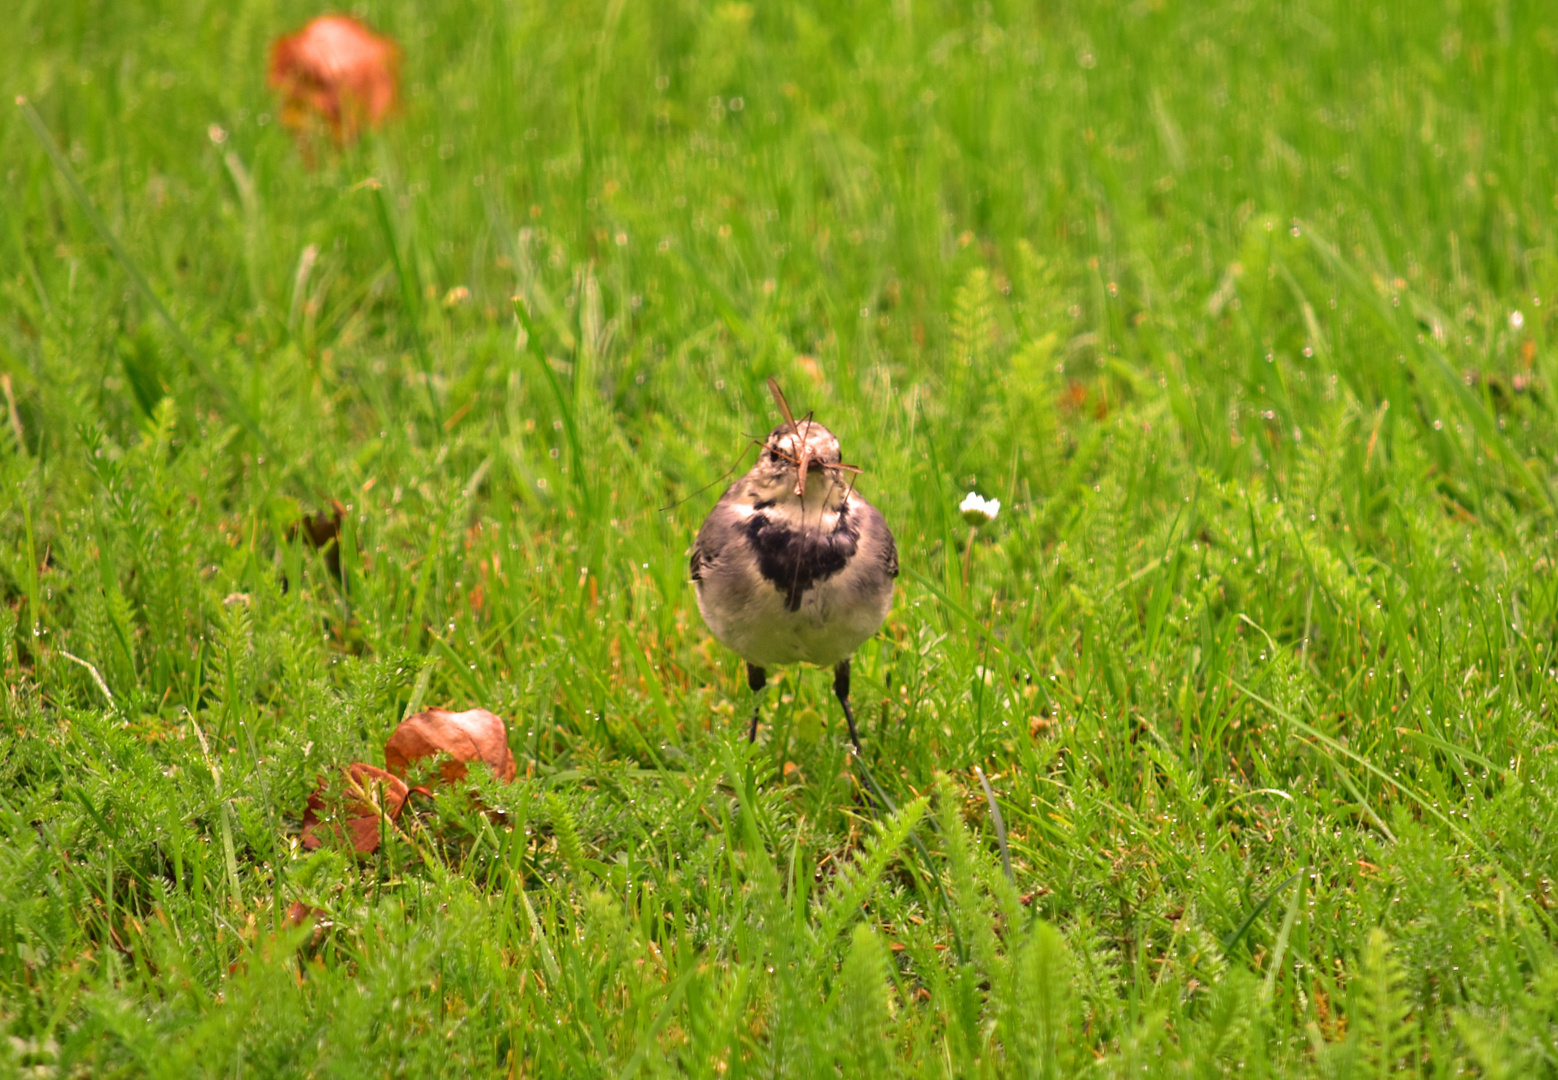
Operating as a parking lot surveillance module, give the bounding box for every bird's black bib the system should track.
[741,509,859,611]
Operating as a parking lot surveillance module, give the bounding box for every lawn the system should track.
[4,0,1558,1074]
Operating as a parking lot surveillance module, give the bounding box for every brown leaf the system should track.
[269,16,399,146]
[284,901,333,949]
[298,500,345,550]
[290,500,345,579]
[385,708,517,784]
[284,901,321,927]
[301,763,409,853]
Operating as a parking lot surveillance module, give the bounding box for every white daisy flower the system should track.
[960,491,1001,526]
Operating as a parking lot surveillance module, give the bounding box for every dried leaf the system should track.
[290,499,345,579]
[284,901,334,950]
[298,500,345,550]
[269,16,399,146]
[385,708,517,784]
[284,900,321,927]
[301,762,409,853]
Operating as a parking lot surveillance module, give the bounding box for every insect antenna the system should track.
[658,439,761,512]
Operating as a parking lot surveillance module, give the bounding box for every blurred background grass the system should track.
[4,0,1558,1074]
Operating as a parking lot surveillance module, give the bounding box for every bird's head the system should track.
[750,420,845,503]
[745,377,862,510]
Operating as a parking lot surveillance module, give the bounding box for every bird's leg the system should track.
[746,663,768,743]
[833,659,862,752]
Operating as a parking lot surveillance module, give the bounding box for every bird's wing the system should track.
[690,498,736,582]
[853,496,898,579]
[689,535,705,581]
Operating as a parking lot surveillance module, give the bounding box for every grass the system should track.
[4,0,1558,1073]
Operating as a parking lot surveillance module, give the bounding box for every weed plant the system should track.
[3,0,1558,1075]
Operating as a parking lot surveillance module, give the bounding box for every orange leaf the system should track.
[269,16,399,146]
[385,708,517,784]
[301,762,409,853]
[285,901,321,927]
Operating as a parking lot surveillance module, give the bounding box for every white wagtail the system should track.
[691,379,898,749]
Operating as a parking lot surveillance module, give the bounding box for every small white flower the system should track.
[960,491,1001,525]
[1511,310,1525,330]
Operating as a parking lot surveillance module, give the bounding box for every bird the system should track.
[691,378,898,750]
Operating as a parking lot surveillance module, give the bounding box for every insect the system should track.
[691,378,898,749]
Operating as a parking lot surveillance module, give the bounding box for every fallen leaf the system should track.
[299,500,345,549]
[793,354,824,385]
[301,763,409,853]
[385,708,517,783]
[286,900,331,934]
[290,499,345,579]
[269,16,399,147]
